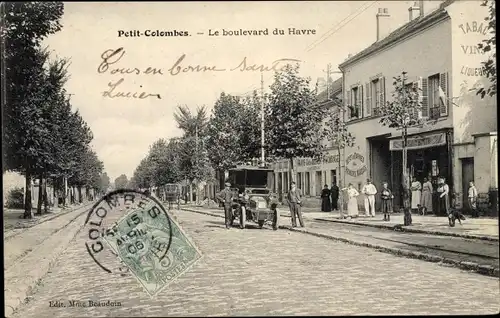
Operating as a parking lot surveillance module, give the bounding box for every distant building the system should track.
[338,0,497,212]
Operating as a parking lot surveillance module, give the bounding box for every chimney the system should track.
[376,8,391,41]
[408,2,420,21]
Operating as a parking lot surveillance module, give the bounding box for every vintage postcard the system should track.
[3,1,498,317]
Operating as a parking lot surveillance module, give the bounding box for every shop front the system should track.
[389,129,453,213]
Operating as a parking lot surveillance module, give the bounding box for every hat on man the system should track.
[225,182,231,187]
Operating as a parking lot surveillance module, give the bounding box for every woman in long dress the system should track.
[410,177,422,213]
[320,185,332,212]
[436,177,450,217]
[420,177,433,215]
[344,183,359,219]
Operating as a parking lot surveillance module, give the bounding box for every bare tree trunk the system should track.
[338,148,344,218]
[189,182,193,202]
[36,176,43,215]
[24,160,33,219]
[402,128,412,226]
[78,187,83,204]
[43,177,49,213]
[289,158,295,186]
[62,176,67,207]
[196,182,200,205]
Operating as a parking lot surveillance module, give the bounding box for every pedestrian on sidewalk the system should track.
[331,182,339,211]
[344,183,359,219]
[287,181,304,227]
[468,181,479,218]
[420,177,433,215]
[216,182,235,229]
[381,182,394,221]
[436,177,450,217]
[410,176,422,214]
[362,179,377,217]
[321,185,332,212]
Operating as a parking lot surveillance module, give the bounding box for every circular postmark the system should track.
[83,189,173,274]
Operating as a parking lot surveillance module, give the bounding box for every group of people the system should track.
[320,183,340,212]
[342,179,394,221]
[216,175,481,230]
[412,176,479,218]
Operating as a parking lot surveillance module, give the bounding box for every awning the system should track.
[390,132,447,151]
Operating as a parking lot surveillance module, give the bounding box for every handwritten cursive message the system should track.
[97,47,301,100]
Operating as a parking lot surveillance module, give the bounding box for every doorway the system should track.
[330,169,337,186]
[461,158,474,210]
[315,171,322,196]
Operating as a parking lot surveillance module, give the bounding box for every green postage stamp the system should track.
[103,198,202,297]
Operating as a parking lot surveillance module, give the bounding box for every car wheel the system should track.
[258,220,265,229]
[240,206,246,229]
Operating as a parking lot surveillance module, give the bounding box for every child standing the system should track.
[468,181,479,218]
[381,182,394,221]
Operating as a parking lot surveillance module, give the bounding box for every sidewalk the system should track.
[4,203,91,317]
[180,206,499,278]
[182,204,499,241]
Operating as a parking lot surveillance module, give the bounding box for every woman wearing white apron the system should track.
[410,177,422,213]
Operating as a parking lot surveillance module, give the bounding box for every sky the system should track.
[42,0,440,181]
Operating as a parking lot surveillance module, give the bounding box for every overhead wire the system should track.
[233,1,379,97]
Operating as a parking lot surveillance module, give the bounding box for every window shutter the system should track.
[421,77,429,118]
[416,77,428,118]
[439,72,449,116]
[379,76,386,107]
[365,82,371,116]
[346,89,351,118]
[358,85,363,118]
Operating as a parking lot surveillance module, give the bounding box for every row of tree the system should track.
[128,64,353,203]
[2,2,109,218]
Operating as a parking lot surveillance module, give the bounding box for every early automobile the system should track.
[163,183,181,210]
[220,165,279,230]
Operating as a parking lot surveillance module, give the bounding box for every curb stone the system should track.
[4,209,88,318]
[282,225,499,278]
[181,208,499,278]
[313,217,499,242]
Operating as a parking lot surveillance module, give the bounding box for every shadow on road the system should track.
[204,220,268,230]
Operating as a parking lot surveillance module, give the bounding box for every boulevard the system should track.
[8,205,500,317]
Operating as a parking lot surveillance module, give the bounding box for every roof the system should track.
[317,77,343,102]
[229,165,273,171]
[339,0,455,69]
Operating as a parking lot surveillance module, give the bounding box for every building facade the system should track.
[338,0,497,213]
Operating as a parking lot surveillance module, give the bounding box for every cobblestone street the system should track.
[12,208,500,317]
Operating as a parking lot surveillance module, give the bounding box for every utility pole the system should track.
[260,71,265,167]
[323,63,332,100]
[195,125,199,205]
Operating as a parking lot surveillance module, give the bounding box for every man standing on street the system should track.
[216,182,234,229]
[362,179,378,217]
[331,182,339,211]
[287,181,304,227]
